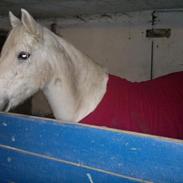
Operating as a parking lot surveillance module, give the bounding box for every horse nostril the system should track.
[1,98,10,112]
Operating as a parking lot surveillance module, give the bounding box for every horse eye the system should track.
[18,51,30,60]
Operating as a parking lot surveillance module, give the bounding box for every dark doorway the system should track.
[0,31,7,52]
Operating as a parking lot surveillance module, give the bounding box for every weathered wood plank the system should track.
[0,112,183,183]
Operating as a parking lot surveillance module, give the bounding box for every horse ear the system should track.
[21,9,41,36]
[9,11,21,28]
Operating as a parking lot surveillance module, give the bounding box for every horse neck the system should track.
[43,33,108,122]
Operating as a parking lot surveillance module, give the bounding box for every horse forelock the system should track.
[1,25,41,60]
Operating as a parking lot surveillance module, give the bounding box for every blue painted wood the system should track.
[0,113,183,183]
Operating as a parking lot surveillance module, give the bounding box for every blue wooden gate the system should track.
[0,113,182,182]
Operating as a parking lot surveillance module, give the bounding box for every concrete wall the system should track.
[60,25,151,81]
[152,11,183,77]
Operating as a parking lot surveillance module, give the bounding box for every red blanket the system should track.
[81,72,183,139]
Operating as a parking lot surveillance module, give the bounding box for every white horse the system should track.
[0,9,108,122]
[0,9,183,139]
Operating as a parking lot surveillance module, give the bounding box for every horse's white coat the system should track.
[0,9,108,122]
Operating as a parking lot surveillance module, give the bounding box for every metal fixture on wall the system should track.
[146,11,171,80]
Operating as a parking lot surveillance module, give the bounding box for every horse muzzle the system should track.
[0,98,10,112]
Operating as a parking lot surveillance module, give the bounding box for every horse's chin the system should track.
[4,103,11,112]
[0,97,23,113]
[0,98,11,112]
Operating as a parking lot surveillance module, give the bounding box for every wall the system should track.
[56,11,153,81]
[60,25,151,81]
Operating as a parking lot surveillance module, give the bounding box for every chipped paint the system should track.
[7,157,12,163]
[11,136,16,142]
[86,173,94,183]
[2,122,7,126]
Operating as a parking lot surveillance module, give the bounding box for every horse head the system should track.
[0,9,108,121]
[0,9,54,111]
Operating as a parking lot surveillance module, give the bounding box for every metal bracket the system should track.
[146,28,171,38]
